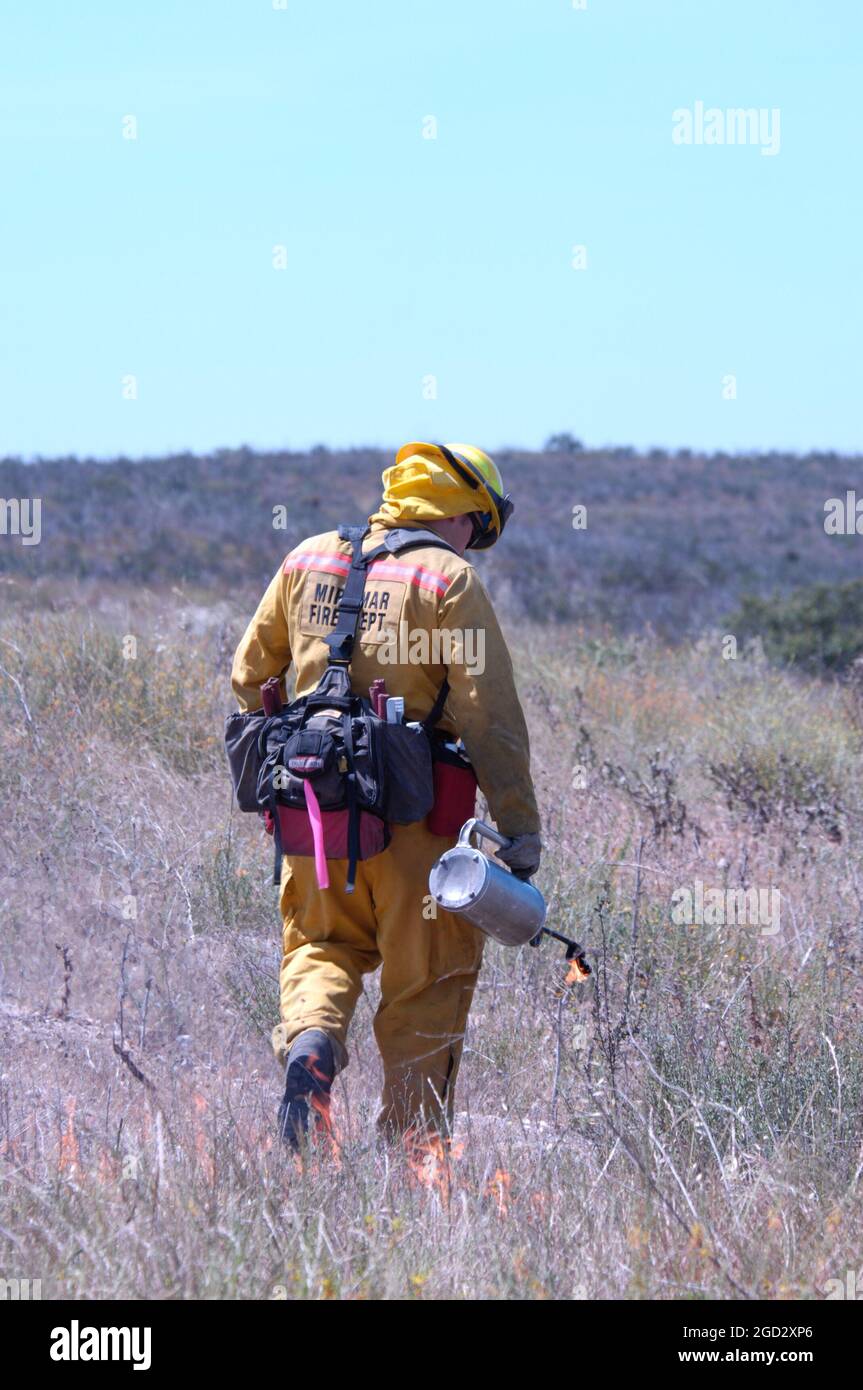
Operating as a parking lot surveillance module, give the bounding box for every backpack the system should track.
[225,524,457,891]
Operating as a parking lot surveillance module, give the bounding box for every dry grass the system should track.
[1,589,862,1301]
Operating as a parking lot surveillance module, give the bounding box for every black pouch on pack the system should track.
[225,708,270,812]
[383,721,436,824]
[257,701,387,818]
[283,723,339,790]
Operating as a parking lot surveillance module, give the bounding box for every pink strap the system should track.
[303,779,330,889]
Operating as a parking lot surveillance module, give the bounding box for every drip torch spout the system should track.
[530,926,591,977]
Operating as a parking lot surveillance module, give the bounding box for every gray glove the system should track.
[495,832,542,881]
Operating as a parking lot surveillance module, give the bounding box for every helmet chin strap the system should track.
[467,512,489,549]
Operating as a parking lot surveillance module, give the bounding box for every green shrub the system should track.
[728,581,863,673]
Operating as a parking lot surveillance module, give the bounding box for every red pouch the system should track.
[276,807,389,861]
[427,757,478,838]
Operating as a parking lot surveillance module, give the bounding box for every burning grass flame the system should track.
[192,1091,215,1182]
[403,1129,463,1204]
[484,1168,512,1217]
[58,1096,79,1175]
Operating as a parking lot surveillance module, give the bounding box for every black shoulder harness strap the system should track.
[323,525,457,705]
[323,525,384,668]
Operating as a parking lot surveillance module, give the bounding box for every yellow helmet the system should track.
[393,440,513,549]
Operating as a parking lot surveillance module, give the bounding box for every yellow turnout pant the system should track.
[272,821,484,1137]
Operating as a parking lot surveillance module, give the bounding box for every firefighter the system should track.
[231,442,541,1146]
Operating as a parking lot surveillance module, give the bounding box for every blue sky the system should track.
[0,0,860,458]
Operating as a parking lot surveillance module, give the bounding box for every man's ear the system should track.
[455,513,477,553]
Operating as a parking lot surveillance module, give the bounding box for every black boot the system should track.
[277,1029,336,1151]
